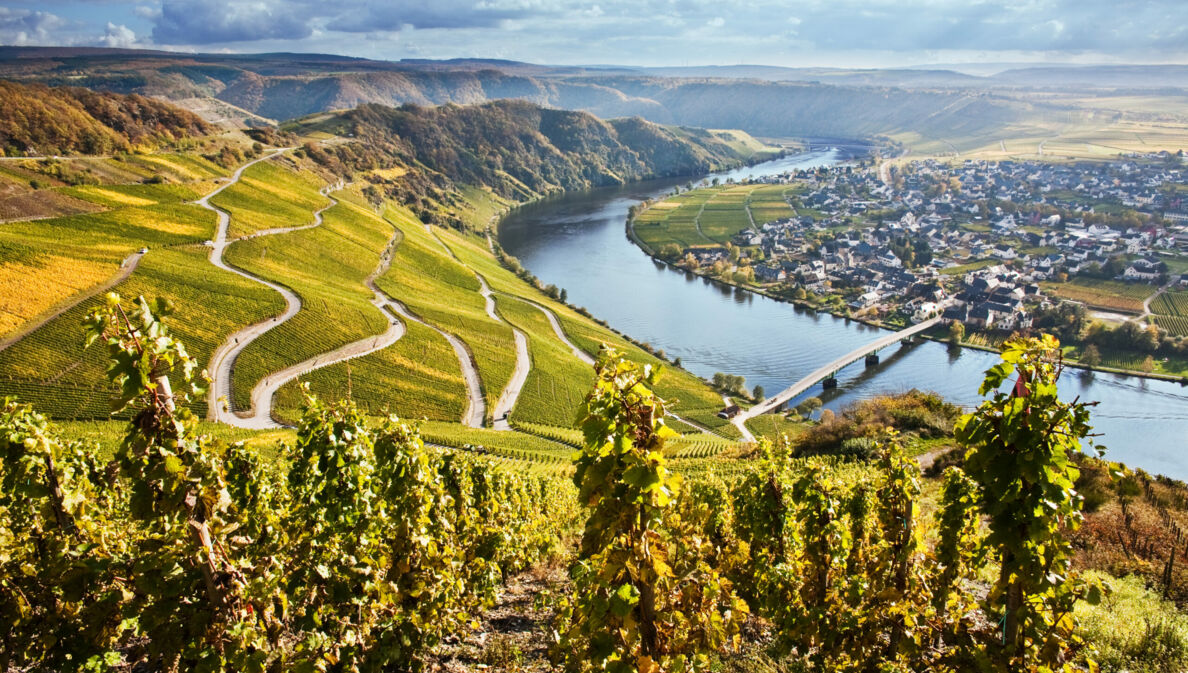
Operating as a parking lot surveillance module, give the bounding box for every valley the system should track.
[3,46,1188,673]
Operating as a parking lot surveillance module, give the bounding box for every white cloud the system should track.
[99,22,138,48]
[0,8,68,46]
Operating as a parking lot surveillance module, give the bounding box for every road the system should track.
[477,275,531,430]
[433,227,529,429]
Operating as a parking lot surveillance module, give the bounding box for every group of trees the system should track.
[0,81,210,156]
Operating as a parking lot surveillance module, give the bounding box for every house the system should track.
[1123,258,1162,281]
[717,405,742,420]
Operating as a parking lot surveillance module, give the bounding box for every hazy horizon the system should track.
[1,0,1185,70]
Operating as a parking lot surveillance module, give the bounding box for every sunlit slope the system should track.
[223,191,393,410]
[0,244,285,417]
[209,159,331,237]
[0,195,216,338]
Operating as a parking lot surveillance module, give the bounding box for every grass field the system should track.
[1043,278,1156,313]
[209,159,330,238]
[224,192,392,411]
[0,244,285,419]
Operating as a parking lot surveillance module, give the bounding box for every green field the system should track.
[210,159,330,238]
[224,192,393,411]
[0,244,285,418]
[634,183,800,253]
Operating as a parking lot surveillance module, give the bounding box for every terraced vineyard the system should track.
[0,201,219,337]
[374,206,516,420]
[0,244,285,418]
[1042,278,1155,313]
[223,191,393,411]
[210,158,331,238]
[271,315,469,425]
[418,420,574,464]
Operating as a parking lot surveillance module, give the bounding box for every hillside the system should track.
[0,48,1069,143]
[297,101,769,199]
[0,80,211,156]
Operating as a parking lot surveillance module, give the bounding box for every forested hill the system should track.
[295,101,772,199]
[0,80,211,156]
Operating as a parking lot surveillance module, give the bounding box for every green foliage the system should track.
[555,348,747,672]
[955,334,1105,669]
[0,296,575,671]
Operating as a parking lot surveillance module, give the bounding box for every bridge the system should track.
[733,316,943,433]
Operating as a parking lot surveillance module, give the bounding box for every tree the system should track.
[948,321,965,346]
[658,243,683,261]
[1142,355,1156,373]
[954,335,1104,668]
[1080,344,1101,366]
[753,385,766,402]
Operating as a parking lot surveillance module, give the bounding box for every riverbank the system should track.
[624,186,1188,387]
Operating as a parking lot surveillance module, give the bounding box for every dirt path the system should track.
[473,275,531,430]
[0,250,144,352]
[240,231,407,428]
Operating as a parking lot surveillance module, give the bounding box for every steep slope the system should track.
[295,100,768,200]
[0,80,211,155]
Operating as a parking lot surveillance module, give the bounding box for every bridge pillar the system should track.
[865,354,880,367]
[822,377,838,390]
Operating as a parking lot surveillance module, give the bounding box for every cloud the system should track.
[99,22,138,47]
[0,8,69,46]
[152,0,314,44]
[324,0,535,33]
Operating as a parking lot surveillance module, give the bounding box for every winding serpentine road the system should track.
[431,226,529,430]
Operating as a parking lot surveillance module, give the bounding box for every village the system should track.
[678,154,1188,335]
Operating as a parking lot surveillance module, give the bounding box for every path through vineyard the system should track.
[200,156,489,428]
[435,226,530,430]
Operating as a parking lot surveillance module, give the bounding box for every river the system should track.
[498,150,1188,479]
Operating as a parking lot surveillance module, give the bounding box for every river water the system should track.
[498,150,1188,479]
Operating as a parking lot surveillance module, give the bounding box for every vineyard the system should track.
[2,291,1185,672]
[633,183,802,253]
[271,315,469,425]
[1152,291,1188,336]
[224,192,394,411]
[375,204,516,419]
[0,201,219,334]
[208,157,331,238]
[0,244,285,418]
[1042,278,1156,313]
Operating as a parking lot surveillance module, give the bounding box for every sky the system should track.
[1,0,1187,69]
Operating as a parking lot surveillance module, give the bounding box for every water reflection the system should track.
[498,151,1188,479]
